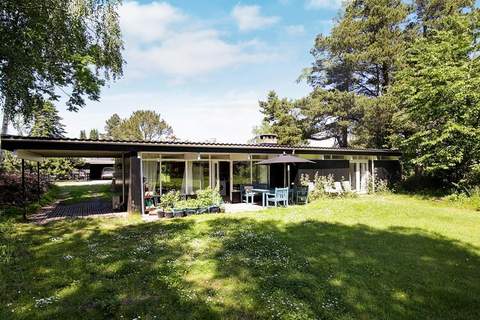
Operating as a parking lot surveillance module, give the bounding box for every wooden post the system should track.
[122,153,126,208]
[37,161,40,202]
[21,159,26,220]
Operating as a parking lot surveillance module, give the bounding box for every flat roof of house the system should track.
[1,135,402,158]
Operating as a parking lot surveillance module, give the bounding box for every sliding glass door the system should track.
[192,161,209,192]
[161,161,186,194]
[350,161,369,193]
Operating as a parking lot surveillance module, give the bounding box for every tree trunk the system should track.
[337,126,349,148]
[0,110,9,167]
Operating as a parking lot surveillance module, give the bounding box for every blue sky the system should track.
[60,0,342,142]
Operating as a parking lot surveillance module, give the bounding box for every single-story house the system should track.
[1,134,401,214]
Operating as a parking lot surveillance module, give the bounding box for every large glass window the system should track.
[192,161,209,192]
[253,163,268,187]
[233,161,251,190]
[161,161,186,194]
[142,161,160,193]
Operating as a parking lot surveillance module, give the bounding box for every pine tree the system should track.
[89,129,99,140]
[29,102,66,138]
[79,130,87,139]
[102,114,122,140]
[259,91,305,145]
[297,0,411,148]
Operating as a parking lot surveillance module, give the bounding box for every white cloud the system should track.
[305,0,343,9]
[285,24,305,35]
[119,1,276,80]
[231,4,280,31]
[119,2,185,43]
[126,30,273,79]
[62,90,264,143]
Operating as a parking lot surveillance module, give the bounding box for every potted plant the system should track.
[164,207,173,218]
[173,199,189,218]
[159,191,181,218]
[196,187,222,214]
[184,198,199,216]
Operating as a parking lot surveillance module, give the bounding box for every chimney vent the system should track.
[255,134,278,145]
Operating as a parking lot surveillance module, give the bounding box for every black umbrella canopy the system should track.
[255,154,314,165]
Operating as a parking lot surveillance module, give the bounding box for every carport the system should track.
[1,135,144,218]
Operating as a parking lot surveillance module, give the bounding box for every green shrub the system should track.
[443,187,480,210]
[308,173,334,201]
[175,198,200,209]
[367,174,390,194]
[159,190,181,211]
[196,187,222,207]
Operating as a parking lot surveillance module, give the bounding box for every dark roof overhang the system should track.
[1,135,402,158]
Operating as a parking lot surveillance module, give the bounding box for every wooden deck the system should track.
[30,199,126,224]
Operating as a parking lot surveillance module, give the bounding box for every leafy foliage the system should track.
[29,102,66,138]
[159,190,181,211]
[249,121,273,143]
[0,0,123,123]
[258,92,305,145]
[391,12,480,186]
[308,0,410,97]
[0,171,50,205]
[195,187,222,207]
[89,129,99,140]
[102,110,175,141]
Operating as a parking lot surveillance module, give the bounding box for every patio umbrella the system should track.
[255,154,314,187]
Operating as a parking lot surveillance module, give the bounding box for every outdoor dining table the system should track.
[251,188,272,207]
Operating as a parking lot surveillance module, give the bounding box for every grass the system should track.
[1,190,480,319]
[54,182,113,204]
[0,182,112,218]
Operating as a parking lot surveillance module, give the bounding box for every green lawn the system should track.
[54,182,113,204]
[1,193,480,319]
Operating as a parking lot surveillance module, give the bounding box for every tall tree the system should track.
[259,92,305,145]
[309,0,410,97]
[79,130,87,139]
[29,102,66,138]
[299,90,365,147]
[0,0,123,159]
[391,11,480,185]
[102,113,122,140]
[101,110,175,141]
[412,0,473,35]
[297,0,411,148]
[89,129,99,140]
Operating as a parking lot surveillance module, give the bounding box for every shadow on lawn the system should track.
[205,218,480,319]
[1,219,221,319]
[1,217,480,319]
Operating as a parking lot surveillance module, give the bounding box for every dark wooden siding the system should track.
[374,160,402,184]
[293,160,350,183]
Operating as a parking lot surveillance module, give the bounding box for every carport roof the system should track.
[1,134,402,159]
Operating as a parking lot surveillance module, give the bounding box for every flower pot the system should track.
[172,208,185,218]
[208,205,220,213]
[196,207,208,214]
[184,208,196,216]
[156,210,165,218]
[164,211,173,218]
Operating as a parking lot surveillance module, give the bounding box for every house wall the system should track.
[138,151,402,214]
[128,154,142,213]
[374,160,402,185]
[293,160,350,184]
